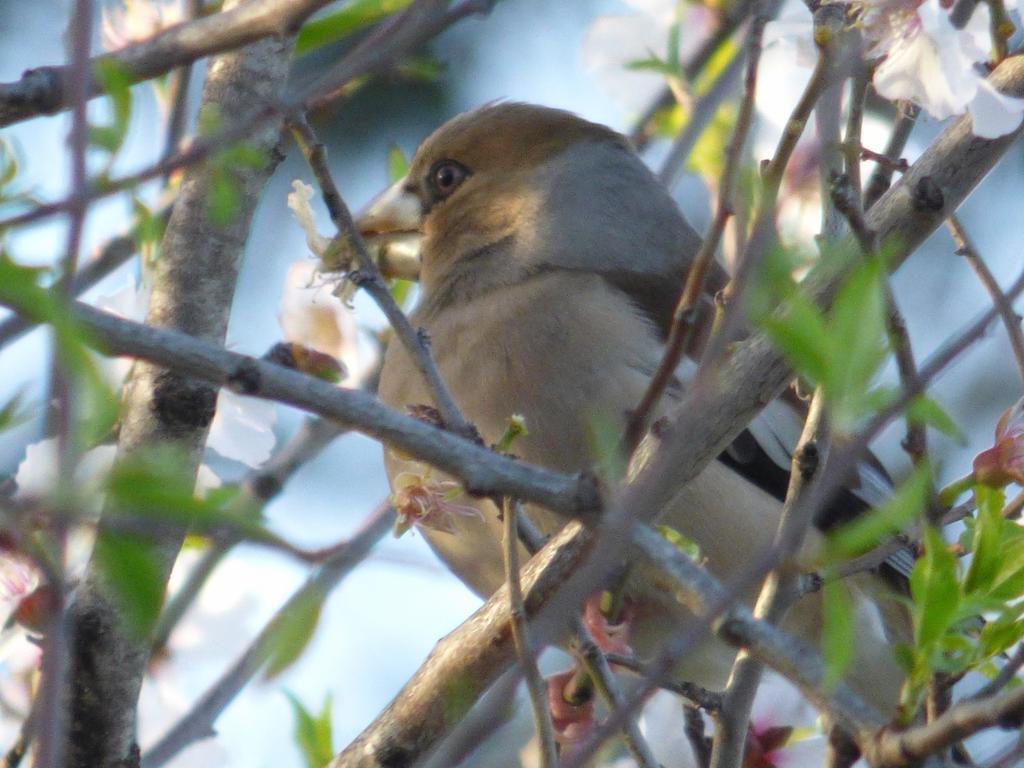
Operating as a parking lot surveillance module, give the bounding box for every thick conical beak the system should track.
[356,177,422,281]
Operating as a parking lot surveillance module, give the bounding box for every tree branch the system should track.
[0,296,601,516]
[0,0,332,128]
[947,213,1024,386]
[709,391,829,768]
[142,503,395,768]
[288,116,477,440]
[60,14,293,766]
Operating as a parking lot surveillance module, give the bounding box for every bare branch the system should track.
[0,296,601,516]
[700,4,849,377]
[947,214,1024,386]
[710,391,828,768]
[142,504,394,768]
[60,18,294,766]
[0,0,492,233]
[570,619,660,768]
[288,116,478,440]
[864,101,918,210]
[502,499,558,767]
[865,683,1024,767]
[0,0,332,128]
[627,0,773,447]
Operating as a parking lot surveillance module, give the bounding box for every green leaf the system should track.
[979,617,1024,657]
[296,0,414,54]
[91,59,134,154]
[826,464,931,560]
[88,125,123,153]
[285,691,334,768]
[0,389,32,433]
[208,168,239,227]
[666,19,682,75]
[822,579,854,687]
[586,411,626,483]
[907,396,962,440]
[625,56,679,77]
[132,197,165,266]
[0,254,119,447]
[657,525,702,562]
[760,292,831,384]
[387,144,409,182]
[389,277,413,307]
[219,142,266,170]
[0,137,19,189]
[910,526,960,648]
[495,413,528,454]
[395,54,444,83]
[826,258,889,430]
[686,103,735,182]
[262,589,325,679]
[105,449,267,540]
[965,484,1005,595]
[93,531,165,637]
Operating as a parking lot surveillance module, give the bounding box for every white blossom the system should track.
[866,0,1024,135]
[206,390,277,468]
[581,0,714,114]
[287,180,331,260]
[101,0,186,52]
[279,260,375,382]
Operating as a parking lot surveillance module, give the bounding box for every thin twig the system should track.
[502,498,558,768]
[685,704,713,768]
[0,0,492,233]
[153,414,349,652]
[699,6,845,379]
[865,681,1024,766]
[34,3,93,765]
[864,101,918,210]
[626,0,772,448]
[601,653,723,711]
[710,390,829,768]
[142,504,394,768]
[970,644,1024,701]
[0,0,335,128]
[289,116,478,441]
[570,620,660,768]
[947,214,1024,386]
[843,67,869,210]
[630,0,758,150]
[831,172,929,469]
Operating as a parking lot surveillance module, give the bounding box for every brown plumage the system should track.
[360,102,908,712]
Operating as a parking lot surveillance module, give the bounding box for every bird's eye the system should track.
[429,160,468,198]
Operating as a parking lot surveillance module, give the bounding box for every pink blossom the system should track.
[582,593,634,656]
[390,472,483,537]
[974,397,1024,487]
[546,668,596,746]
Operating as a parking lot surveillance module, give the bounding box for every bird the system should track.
[357,102,910,713]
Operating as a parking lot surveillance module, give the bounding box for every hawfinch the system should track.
[359,103,909,711]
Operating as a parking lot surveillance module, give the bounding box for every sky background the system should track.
[0,0,1023,765]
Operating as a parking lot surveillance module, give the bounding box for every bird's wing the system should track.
[594,265,915,587]
[725,396,916,586]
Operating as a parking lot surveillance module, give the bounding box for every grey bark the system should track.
[61,14,292,768]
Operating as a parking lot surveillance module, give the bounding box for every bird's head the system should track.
[357,102,698,309]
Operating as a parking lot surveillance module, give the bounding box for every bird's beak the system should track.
[356,176,422,281]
